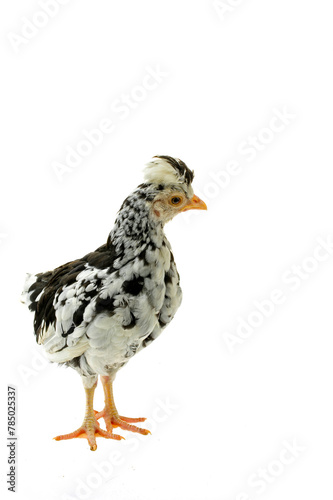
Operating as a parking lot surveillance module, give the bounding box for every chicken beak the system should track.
[181,194,208,212]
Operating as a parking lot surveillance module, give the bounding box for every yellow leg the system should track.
[54,381,123,451]
[95,376,150,436]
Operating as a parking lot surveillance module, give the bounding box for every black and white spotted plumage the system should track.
[22,156,196,388]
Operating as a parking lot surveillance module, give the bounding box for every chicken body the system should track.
[24,187,181,388]
[22,156,206,450]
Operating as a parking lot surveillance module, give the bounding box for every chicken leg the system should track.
[95,376,150,436]
[54,381,123,451]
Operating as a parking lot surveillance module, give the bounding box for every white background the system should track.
[1,1,333,499]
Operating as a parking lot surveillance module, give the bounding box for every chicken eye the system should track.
[170,196,182,205]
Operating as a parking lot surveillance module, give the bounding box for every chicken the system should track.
[21,155,207,451]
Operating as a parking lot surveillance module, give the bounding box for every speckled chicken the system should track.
[21,156,207,450]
